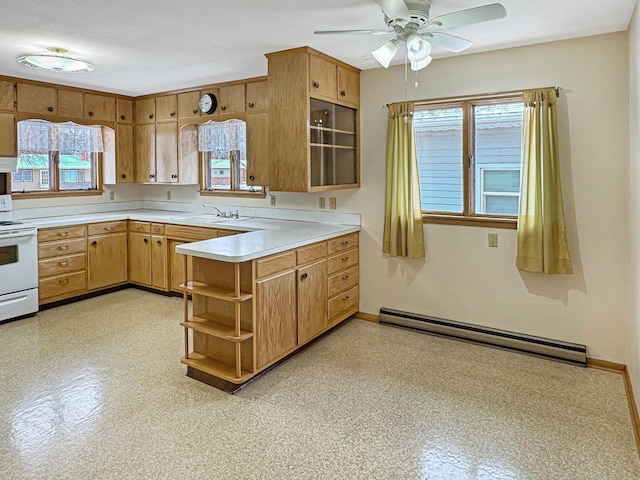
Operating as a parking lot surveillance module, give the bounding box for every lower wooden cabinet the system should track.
[179,232,359,387]
[87,221,128,290]
[128,222,168,290]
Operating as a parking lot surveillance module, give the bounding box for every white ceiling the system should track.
[0,0,636,96]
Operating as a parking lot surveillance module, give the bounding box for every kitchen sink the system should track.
[169,214,250,223]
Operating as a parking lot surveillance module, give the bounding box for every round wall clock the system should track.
[199,93,217,115]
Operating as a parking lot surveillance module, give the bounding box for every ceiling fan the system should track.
[314,0,507,71]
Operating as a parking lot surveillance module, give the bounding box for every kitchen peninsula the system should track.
[26,207,360,391]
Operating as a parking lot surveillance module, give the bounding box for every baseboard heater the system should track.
[379,307,587,366]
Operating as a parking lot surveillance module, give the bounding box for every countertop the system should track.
[26,209,360,262]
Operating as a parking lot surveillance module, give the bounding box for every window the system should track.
[198,119,263,195]
[414,96,523,226]
[12,120,102,195]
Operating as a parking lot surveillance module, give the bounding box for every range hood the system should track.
[0,157,18,173]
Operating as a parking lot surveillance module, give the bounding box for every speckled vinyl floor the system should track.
[0,289,638,479]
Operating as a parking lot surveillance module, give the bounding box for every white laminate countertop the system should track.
[25,209,360,263]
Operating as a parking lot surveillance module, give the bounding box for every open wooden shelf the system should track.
[181,353,253,383]
[181,316,253,342]
[180,281,253,302]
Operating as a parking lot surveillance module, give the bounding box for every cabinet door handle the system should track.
[193,108,198,114]
[313,81,320,88]
[220,105,226,111]
[91,241,97,246]
[170,111,175,117]
[59,279,69,285]
[248,175,255,181]
[157,240,162,245]
[143,238,149,244]
[121,174,127,179]
[300,273,308,280]
[171,174,177,179]
[47,106,54,112]
[148,114,154,119]
[340,90,346,97]
[149,174,155,179]
[247,102,254,108]
[120,115,126,121]
[88,111,94,117]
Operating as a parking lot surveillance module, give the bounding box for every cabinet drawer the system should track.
[87,221,127,236]
[296,242,327,266]
[327,232,359,255]
[39,238,86,259]
[255,251,296,279]
[328,285,359,320]
[38,225,86,242]
[327,248,358,274]
[165,224,218,241]
[150,223,165,235]
[40,271,86,300]
[327,265,359,298]
[39,253,86,278]
[129,221,151,233]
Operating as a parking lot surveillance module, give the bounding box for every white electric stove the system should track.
[0,194,38,323]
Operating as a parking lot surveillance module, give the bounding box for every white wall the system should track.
[13,33,631,363]
[628,3,640,412]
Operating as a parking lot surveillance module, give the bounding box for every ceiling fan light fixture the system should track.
[17,47,94,73]
[371,39,399,68]
[405,33,432,62]
[410,55,432,71]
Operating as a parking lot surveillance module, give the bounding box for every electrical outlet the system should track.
[319,197,326,209]
[166,190,171,200]
[270,195,276,206]
[329,197,336,209]
[488,233,498,248]
[109,191,114,201]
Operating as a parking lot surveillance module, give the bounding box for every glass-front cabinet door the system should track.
[309,99,357,188]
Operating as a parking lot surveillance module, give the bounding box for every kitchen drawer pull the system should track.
[313,81,320,88]
[342,295,350,301]
[58,245,69,251]
[57,232,68,237]
[341,241,349,246]
[341,275,350,280]
[341,256,349,262]
[300,273,308,280]
[136,225,143,230]
[59,279,69,285]
[103,226,112,231]
[153,227,160,232]
[58,261,69,267]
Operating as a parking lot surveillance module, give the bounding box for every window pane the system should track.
[12,154,50,192]
[473,102,523,214]
[210,156,231,190]
[60,154,95,190]
[414,107,464,213]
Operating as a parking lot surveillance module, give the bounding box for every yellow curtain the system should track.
[383,102,425,259]
[516,88,572,274]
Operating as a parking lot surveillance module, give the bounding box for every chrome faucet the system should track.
[202,204,225,217]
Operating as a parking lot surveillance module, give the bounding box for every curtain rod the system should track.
[384,86,562,107]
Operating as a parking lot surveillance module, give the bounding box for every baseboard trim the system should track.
[587,358,639,456]
[355,312,379,323]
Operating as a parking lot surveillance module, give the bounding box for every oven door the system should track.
[0,229,38,295]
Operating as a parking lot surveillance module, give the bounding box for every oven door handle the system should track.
[0,230,37,240]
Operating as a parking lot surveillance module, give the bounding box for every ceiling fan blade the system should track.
[375,0,411,25]
[314,29,393,35]
[422,3,506,31]
[423,32,473,53]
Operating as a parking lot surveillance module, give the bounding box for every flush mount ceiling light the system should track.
[17,47,94,73]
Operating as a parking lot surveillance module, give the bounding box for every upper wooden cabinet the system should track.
[156,94,177,121]
[17,83,57,115]
[217,84,245,115]
[57,89,84,118]
[266,47,360,192]
[135,97,156,124]
[85,93,115,122]
[117,99,133,123]
[0,80,14,111]
[0,113,15,156]
[178,91,202,118]
[245,80,268,112]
